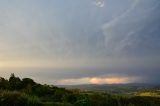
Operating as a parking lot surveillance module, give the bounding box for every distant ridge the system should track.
[58,83,160,92]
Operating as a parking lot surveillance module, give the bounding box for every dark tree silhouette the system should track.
[9,73,22,90]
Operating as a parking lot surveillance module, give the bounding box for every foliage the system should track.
[0,74,160,106]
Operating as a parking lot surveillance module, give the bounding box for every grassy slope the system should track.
[1,75,160,106]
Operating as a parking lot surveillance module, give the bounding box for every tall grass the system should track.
[0,90,42,106]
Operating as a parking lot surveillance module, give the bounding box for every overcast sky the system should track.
[0,0,160,85]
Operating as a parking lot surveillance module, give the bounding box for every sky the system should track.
[0,0,160,85]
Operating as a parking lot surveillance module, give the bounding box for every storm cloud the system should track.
[0,0,160,85]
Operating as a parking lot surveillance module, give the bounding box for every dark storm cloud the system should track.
[0,0,160,84]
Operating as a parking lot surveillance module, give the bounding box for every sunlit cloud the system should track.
[55,77,91,85]
[90,77,129,84]
[55,75,140,85]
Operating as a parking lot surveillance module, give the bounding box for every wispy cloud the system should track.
[103,0,139,29]
[93,0,105,8]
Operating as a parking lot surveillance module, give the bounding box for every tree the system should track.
[0,77,9,89]
[9,73,22,90]
[9,73,16,82]
[22,78,35,88]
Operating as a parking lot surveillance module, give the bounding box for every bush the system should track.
[0,91,42,106]
[19,93,42,106]
[0,91,20,106]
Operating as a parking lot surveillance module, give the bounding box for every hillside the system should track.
[0,74,160,106]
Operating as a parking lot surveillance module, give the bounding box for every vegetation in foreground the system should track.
[0,74,160,106]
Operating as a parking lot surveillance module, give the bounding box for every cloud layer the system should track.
[0,0,160,84]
